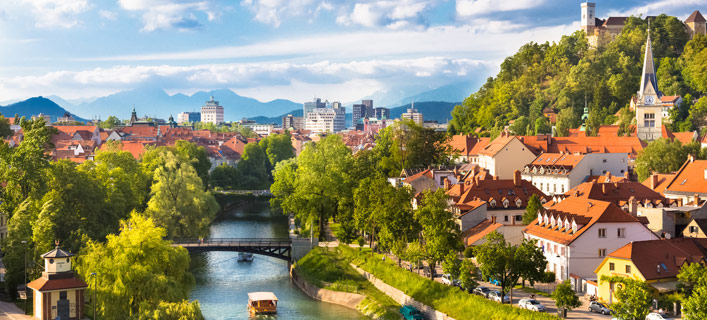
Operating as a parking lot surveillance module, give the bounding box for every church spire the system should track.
[639,21,660,101]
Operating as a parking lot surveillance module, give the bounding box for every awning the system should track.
[649,281,679,293]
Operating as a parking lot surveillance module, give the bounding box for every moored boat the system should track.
[247,292,278,314]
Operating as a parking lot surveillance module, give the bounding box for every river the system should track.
[189,200,367,320]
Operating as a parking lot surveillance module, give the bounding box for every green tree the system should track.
[442,251,461,280]
[474,231,547,300]
[508,116,530,135]
[145,151,219,238]
[458,258,479,290]
[414,189,461,279]
[522,194,543,225]
[552,280,581,311]
[2,199,41,297]
[689,97,707,129]
[76,214,197,319]
[99,115,122,129]
[259,133,295,177]
[269,158,298,213]
[209,163,241,189]
[0,115,12,138]
[173,140,211,189]
[239,143,268,189]
[534,116,552,135]
[635,138,690,181]
[600,276,652,320]
[678,262,707,319]
[137,300,205,320]
[555,108,578,137]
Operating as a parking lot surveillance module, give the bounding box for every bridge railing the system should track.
[172,238,292,246]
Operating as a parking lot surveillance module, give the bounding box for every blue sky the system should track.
[0,0,703,103]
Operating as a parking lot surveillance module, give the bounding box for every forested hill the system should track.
[448,14,707,137]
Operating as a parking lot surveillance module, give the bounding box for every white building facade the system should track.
[201,96,224,124]
[305,107,346,133]
[522,153,629,196]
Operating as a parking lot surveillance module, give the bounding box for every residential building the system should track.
[683,214,707,238]
[201,96,224,124]
[401,105,423,125]
[519,134,645,162]
[373,107,390,119]
[362,117,389,134]
[282,114,304,130]
[543,108,558,123]
[303,98,326,122]
[595,238,707,304]
[244,124,274,136]
[402,168,458,195]
[522,153,629,196]
[662,156,707,204]
[33,113,52,124]
[448,135,490,164]
[478,133,537,179]
[635,28,664,141]
[305,106,346,133]
[523,197,659,288]
[177,111,200,123]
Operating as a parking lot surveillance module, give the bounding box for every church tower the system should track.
[635,25,663,141]
[581,2,596,35]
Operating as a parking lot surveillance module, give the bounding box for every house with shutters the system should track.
[523,197,659,291]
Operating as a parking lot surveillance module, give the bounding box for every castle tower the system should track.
[581,2,596,35]
[635,25,663,141]
[27,244,87,320]
[685,10,706,39]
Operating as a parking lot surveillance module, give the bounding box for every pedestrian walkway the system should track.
[0,301,31,320]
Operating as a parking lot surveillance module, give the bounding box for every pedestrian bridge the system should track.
[172,238,294,261]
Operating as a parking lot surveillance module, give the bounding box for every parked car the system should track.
[452,279,462,288]
[518,299,546,312]
[472,286,491,298]
[646,313,672,320]
[441,274,452,285]
[588,301,612,315]
[488,291,510,303]
[489,278,502,286]
[400,305,424,320]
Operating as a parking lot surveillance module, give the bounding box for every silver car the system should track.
[488,291,510,303]
[588,301,612,315]
[518,299,546,312]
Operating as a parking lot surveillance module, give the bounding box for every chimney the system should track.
[513,170,521,187]
[602,184,607,195]
[650,174,658,190]
[694,194,700,206]
[624,170,630,181]
[493,175,498,181]
[491,216,497,224]
[443,177,450,191]
[628,196,638,216]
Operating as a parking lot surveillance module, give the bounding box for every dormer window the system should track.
[516,198,522,208]
[538,213,544,225]
[503,199,509,208]
[550,215,556,228]
[571,220,577,233]
[490,199,496,207]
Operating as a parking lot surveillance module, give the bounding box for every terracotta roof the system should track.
[27,277,87,291]
[662,126,696,145]
[642,173,677,194]
[519,135,645,157]
[449,135,490,157]
[479,134,517,157]
[685,10,706,23]
[403,169,434,184]
[586,174,628,183]
[664,158,707,196]
[99,141,152,159]
[524,197,645,245]
[606,238,707,280]
[531,153,584,167]
[660,95,680,103]
[454,171,549,210]
[117,126,158,138]
[53,125,97,135]
[462,219,503,246]
[559,181,671,207]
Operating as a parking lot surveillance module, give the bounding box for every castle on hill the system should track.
[581,2,706,47]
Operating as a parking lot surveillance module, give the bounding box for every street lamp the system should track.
[21,240,27,315]
[90,272,97,320]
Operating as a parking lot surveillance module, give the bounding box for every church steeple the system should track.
[639,22,660,104]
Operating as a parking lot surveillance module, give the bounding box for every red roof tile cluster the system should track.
[606,238,707,280]
[27,276,87,291]
[462,219,503,246]
[451,169,549,211]
[663,157,707,196]
[449,135,490,158]
[556,181,674,208]
[518,135,645,157]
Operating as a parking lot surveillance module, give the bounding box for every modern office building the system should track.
[177,111,200,123]
[303,98,326,122]
[362,99,373,118]
[282,114,304,130]
[201,96,224,124]
[305,107,346,133]
[373,107,390,119]
[401,104,424,125]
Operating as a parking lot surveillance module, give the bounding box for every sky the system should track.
[0,0,704,104]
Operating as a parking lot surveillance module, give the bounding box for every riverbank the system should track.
[338,246,558,320]
[293,247,400,319]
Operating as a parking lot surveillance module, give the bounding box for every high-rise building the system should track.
[303,98,326,122]
[353,104,366,128]
[373,107,390,119]
[402,103,424,125]
[177,111,200,123]
[362,100,373,118]
[201,96,224,124]
[305,107,346,133]
[282,114,304,130]
[635,26,663,141]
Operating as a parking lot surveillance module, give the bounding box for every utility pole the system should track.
[21,240,27,315]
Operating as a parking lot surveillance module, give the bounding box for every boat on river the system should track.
[238,252,254,262]
[248,292,278,314]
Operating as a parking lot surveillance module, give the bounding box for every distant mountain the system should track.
[352,81,478,108]
[49,87,301,121]
[0,97,87,123]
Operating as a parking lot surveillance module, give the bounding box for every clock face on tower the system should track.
[645,95,654,105]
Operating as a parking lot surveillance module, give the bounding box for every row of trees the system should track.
[210,133,294,190]
[1,118,217,318]
[449,16,707,137]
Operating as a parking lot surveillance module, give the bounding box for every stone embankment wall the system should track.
[290,267,365,310]
[351,264,456,320]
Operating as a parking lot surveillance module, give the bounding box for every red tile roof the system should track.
[448,135,490,157]
[686,10,706,23]
[559,181,671,207]
[664,158,707,196]
[462,219,503,246]
[28,276,88,291]
[454,170,549,210]
[606,238,707,280]
[519,135,645,157]
[642,173,677,194]
[479,134,516,157]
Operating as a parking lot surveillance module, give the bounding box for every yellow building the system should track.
[27,245,87,320]
[594,238,707,304]
[683,218,707,238]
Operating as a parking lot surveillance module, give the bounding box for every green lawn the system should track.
[339,245,559,320]
[294,246,400,319]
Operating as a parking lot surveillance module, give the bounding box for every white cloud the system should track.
[336,0,432,29]
[240,0,324,27]
[606,0,705,17]
[20,0,91,28]
[99,9,117,20]
[0,57,492,102]
[118,0,218,31]
[456,0,544,17]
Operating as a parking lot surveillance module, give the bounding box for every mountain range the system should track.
[0,97,86,123]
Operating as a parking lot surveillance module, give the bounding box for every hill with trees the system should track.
[448,15,707,137]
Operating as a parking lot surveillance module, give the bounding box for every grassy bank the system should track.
[339,245,558,320]
[294,246,400,319]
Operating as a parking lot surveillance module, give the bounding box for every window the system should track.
[504,215,509,222]
[618,228,626,238]
[553,184,556,193]
[690,226,699,233]
[598,248,606,257]
[609,262,615,271]
[561,185,565,193]
[625,265,631,273]
[644,113,655,127]
[603,159,607,163]
[598,228,607,238]
[515,215,522,221]
[561,247,565,256]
